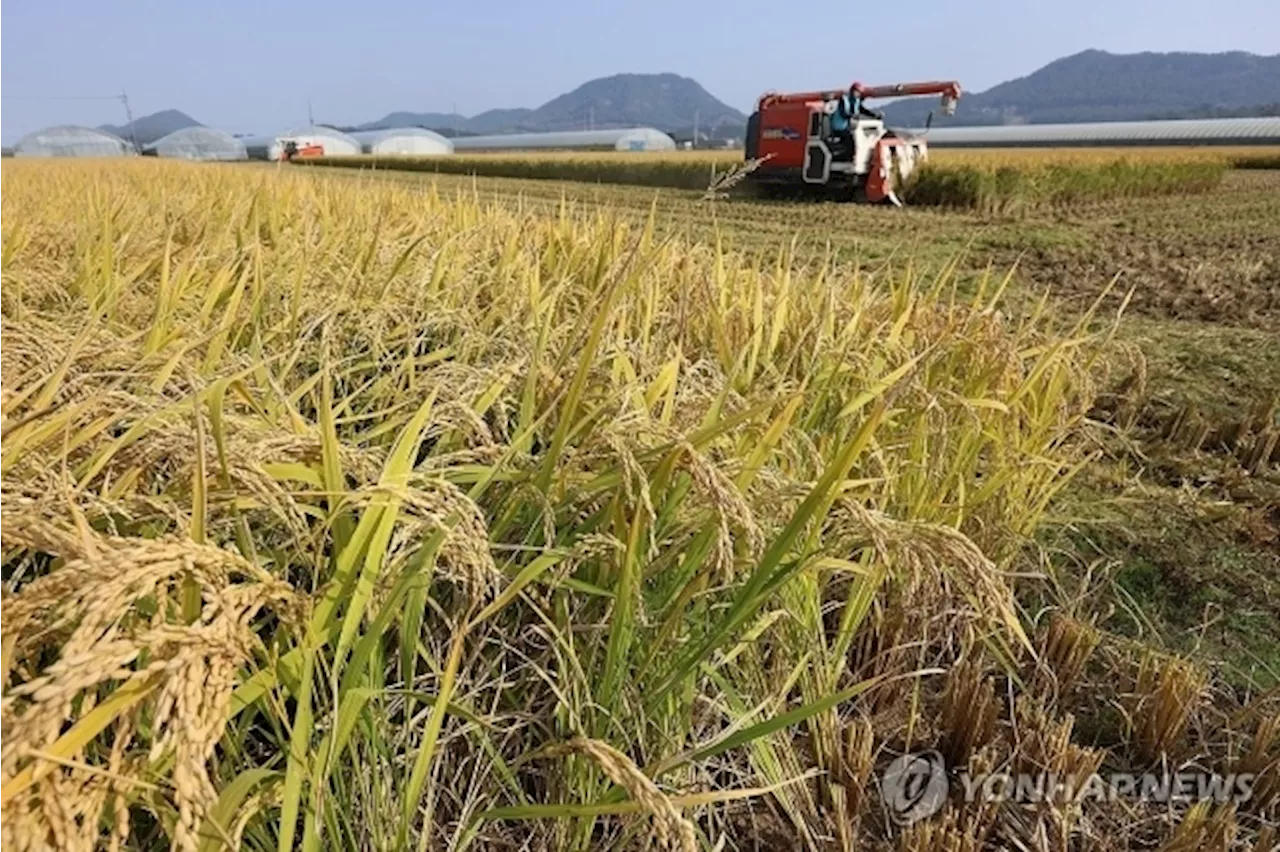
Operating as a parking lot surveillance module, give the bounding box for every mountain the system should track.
[465,108,535,134]
[520,73,744,132]
[360,74,744,136]
[880,50,1280,126]
[359,111,465,131]
[99,109,202,146]
[359,108,536,135]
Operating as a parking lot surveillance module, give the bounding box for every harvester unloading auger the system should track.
[744,80,961,204]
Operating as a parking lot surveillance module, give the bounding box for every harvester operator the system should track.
[833,93,860,129]
[829,91,860,158]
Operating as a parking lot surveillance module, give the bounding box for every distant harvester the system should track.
[242,126,363,161]
[452,127,676,152]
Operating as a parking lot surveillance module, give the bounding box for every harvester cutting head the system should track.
[744,79,961,204]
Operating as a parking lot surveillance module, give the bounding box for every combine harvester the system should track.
[744,80,961,204]
[278,138,326,161]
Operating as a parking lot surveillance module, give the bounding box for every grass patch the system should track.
[1046,472,1280,690]
[1119,317,1280,418]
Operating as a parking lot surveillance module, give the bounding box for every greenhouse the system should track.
[452,127,676,152]
[14,125,135,157]
[350,127,453,155]
[915,117,1280,148]
[243,125,362,160]
[144,126,247,161]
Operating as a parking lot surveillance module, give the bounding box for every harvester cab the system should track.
[745,80,961,204]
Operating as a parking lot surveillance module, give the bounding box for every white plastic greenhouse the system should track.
[14,126,135,157]
[452,127,676,152]
[243,125,363,160]
[349,127,454,155]
[911,117,1280,148]
[145,126,247,161]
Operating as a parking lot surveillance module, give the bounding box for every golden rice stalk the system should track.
[543,737,697,852]
[1093,340,1149,431]
[230,782,282,850]
[1,516,298,851]
[671,435,765,577]
[702,154,774,200]
[336,481,501,600]
[832,499,1030,655]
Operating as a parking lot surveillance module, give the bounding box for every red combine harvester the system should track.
[744,80,961,204]
[279,139,326,161]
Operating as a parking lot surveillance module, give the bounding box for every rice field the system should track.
[2,159,1278,851]
[296,152,726,190]
[898,159,1227,212]
[295,145,1280,210]
[302,144,1280,168]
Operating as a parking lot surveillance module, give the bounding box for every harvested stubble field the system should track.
[2,158,1278,852]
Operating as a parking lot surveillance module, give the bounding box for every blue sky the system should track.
[3,0,1277,143]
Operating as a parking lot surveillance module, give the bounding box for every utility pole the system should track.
[119,91,139,152]
[307,99,315,126]
[589,106,594,131]
[693,110,700,149]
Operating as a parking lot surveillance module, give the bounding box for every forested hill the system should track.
[880,50,1280,126]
